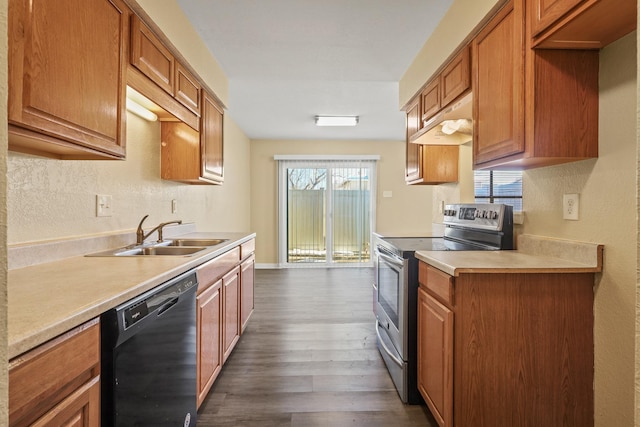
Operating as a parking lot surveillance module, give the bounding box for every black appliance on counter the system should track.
[373,203,514,404]
[101,270,198,426]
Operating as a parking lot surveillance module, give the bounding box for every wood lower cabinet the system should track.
[195,244,253,407]
[241,254,255,333]
[8,0,129,160]
[473,0,599,170]
[196,278,222,407]
[418,262,595,426]
[9,319,101,427]
[222,266,241,363]
[418,287,453,427]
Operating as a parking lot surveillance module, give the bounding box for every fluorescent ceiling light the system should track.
[126,98,158,122]
[315,115,359,126]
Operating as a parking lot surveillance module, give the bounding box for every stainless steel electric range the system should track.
[373,203,514,404]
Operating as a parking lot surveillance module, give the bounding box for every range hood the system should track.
[409,92,472,145]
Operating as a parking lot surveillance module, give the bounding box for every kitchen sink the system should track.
[85,237,229,257]
[115,246,207,256]
[166,238,229,247]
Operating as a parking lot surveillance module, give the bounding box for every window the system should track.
[474,170,523,211]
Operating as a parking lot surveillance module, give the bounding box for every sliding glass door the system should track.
[278,157,376,267]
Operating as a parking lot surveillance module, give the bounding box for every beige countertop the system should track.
[8,231,255,360]
[415,234,603,277]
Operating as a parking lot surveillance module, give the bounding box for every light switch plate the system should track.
[96,194,112,217]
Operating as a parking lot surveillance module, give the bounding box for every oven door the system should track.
[374,246,408,359]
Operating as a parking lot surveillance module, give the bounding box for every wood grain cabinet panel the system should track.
[175,62,202,116]
[222,266,241,363]
[440,46,471,108]
[196,278,222,408]
[241,254,255,334]
[9,319,100,427]
[417,261,595,426]
[201,91,225,184]
[8,0,129,159]
[405,97,422,183]
[131,14,174,95]
[421,80,440,123]
[418,286,453,427]
[473,0,598,169]
[531,0,636,48]
[160,90,224,185]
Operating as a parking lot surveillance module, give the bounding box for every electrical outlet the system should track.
[563,193,579,220]
[171,199,178,214]
[96,194,113,217]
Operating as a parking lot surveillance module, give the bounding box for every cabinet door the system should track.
[405,97,421,183]
[31,376,100,427]
[440,46,471,108]
[421,145,459,184]
[8,0,128,159]
[175,62,202,116]
[131,14,174,95]
[421,79,440,123]
[196,279,222,408]
[9,319,100,426]
[222,266,241,363]
[240,254,255,334]
[201,91,225,184]
[418,287,453,427]
[530,0,583,36]
[472,0,525,166]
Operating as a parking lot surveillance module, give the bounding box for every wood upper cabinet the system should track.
[530,0,636,48]
[472,0,525,166]
[439,47,471,109]
[405,97,422,183]
[131,14,174,95]
[130,14,202,117]
[418,286,453,427]
[417,261,595,426]
[160,90,224,184]
[201,91,225,184]
[419,46,471,126]
[8,0,129,160]
[473,0,598,169]
[421,80,441,123]
[196,277,222,408]
[9,319,101,426]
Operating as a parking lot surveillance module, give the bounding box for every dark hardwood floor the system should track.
[197,268,437,426]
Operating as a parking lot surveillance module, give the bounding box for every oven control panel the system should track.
[443,203,510,231]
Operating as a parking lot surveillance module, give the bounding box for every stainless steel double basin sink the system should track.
[86,238,229,257]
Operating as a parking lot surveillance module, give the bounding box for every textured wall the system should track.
[522,33,637,426]
[250,139,437,265]
[8,113,251,243]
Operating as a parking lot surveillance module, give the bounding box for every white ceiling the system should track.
[176,0,453,141]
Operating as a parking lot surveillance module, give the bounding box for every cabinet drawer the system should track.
[197,247,240,292]
[419,262,454,306]
[9,319,100,426]
[241,239,256,260]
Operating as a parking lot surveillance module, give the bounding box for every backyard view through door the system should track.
[277,158,376,266]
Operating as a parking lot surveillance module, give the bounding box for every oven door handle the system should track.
[376,322,403,367]
[376,251,404,269]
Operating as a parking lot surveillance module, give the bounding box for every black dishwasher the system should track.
[101,270,198,427]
